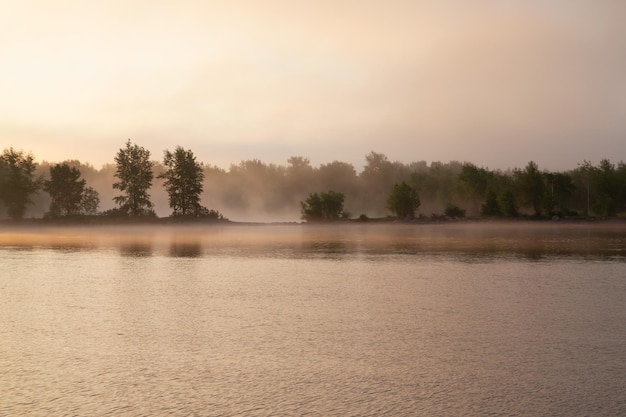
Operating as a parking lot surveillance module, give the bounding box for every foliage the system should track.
[81,187,100,215]
[113,140,154,216]
[514,161,544,216]
[159,146,207,216]
[5,147,626,221]
[301,190,346,221]
[481,189,501,217]
[387,181,420,219]
[499,189,518,217]
[0,148,41,219]
[444,204,466,218]
[44,163,100,216]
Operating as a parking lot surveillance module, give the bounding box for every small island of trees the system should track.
[1,143,625,223]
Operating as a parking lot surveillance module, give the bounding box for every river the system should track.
[1,222,625,416]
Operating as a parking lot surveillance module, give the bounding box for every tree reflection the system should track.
[169,239,202,258]
[119,242,153,257]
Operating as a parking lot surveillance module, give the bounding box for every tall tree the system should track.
[387,181,420,219]
[0,148,41,219]
[113,140,154,216]
[159,146,206,216]
[481,188,501,217]
[514,161,544,216]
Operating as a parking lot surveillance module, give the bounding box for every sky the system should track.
[2,0,626,171]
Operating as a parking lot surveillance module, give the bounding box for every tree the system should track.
[542,172,575,216]
[514,161,544,216]
[387,181,420,219]
[159,146,207,216]
[81,186,100,215]
[44,163,86,216]
[444,204,466,218]
[113,140,154,216]
[0,148,41,219]
[499,188,518,217]
[592,159,617,216]
[481,188,501,217]
[301,190,346,221]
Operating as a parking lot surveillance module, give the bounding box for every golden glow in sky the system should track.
[2,1,625,169]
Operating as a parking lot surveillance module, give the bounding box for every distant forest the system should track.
[1,142,625,222]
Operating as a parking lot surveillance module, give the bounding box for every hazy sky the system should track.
[2,0,625,170]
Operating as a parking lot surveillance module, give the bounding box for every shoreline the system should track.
[1,215,625,229]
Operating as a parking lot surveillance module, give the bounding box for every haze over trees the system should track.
[1,143,625,222]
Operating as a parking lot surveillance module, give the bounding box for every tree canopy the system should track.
[301,190,346,221]
[159,146,207,216]
[112,140,154,216]
[2,146,626,222]
[44,163,100,217]
[0,148,41,219]
[387,181,420,219]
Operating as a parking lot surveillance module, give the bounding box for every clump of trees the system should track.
[44,163,99,217]
[387,181,420,219]
[2,144,626,222]
[0,148,41,220]
[301,190,347,221]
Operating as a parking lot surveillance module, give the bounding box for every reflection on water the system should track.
[1,222,626,416]
[1,222,625,260]
[169,238,202,258]
[119,241,153,257]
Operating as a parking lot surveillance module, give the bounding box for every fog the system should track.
[27,155,465,222]
[2,222,625,260]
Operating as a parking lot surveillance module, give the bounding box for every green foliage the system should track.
[0,148,41,219]
[499,188,518,217]
[5,148,626,221]
[387,181,420,219]
[113,140,154,216]
[159,146,207,216]
[43,163,99,216]
[481,189,501,217]
[444,204,466,218]
[514,161,544,216]
[301,190,346,221]
[81,187,100,215]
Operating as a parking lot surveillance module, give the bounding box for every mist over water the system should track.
[2,223,626,416]
[1,222,625,259]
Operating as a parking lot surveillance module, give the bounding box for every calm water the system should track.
[1,223,626,416]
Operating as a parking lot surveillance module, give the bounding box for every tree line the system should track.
[1,142,625,221]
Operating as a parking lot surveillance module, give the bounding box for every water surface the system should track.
[2,223,625,416]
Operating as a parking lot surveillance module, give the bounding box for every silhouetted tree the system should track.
[592,159,618,216]
[444,204,466,218]
[301,190,346,221]
[0,148,41,219]
[159,146,207,216]
[113,140,154,216]
[387,181,420,219]
[481,188,501,217]
[542,172,575,216]
[81,186,100,215]
[499,188,518,217]
[514,161,544,216]
[44,163,92,216]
